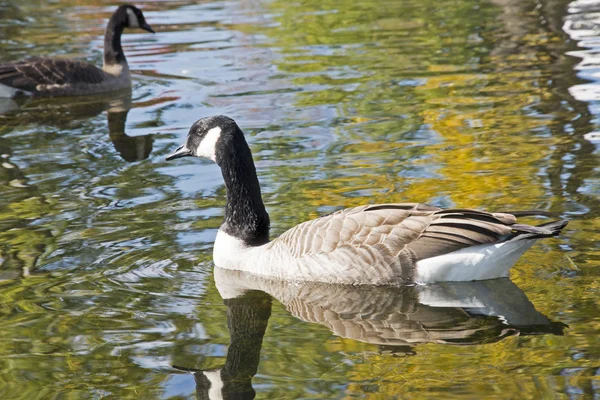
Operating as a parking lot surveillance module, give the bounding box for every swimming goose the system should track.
[166,115,568,285]
[0,5,154,98]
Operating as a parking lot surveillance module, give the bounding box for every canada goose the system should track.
[0,5,154,98]
[166,115,568,285]
[175,272,564,399]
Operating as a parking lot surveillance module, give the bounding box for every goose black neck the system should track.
[218,130,270,246]
[104,13,126,65]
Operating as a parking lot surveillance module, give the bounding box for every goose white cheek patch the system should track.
[196,126,221,162]
[126,8,140,28]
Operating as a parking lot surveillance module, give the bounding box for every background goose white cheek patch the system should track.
[126,8,140,29]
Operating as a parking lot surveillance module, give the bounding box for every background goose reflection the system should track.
[106,99,154,163]
[0,91,154,162]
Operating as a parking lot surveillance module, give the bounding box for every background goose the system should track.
[166,115,568,285]
[0,5,154,98]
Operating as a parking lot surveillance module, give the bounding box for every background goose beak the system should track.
[166,145,192,160]
[141,23,155,34]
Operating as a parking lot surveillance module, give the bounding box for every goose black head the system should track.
[166,115,242,164]
[116,4,154,33]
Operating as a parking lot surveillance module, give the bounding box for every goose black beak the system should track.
[166,144,192,161]
[141,23,155,34]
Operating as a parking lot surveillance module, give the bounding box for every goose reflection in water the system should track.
[105,94,154,162]
[0,89,153,162]
[176,270,565,400]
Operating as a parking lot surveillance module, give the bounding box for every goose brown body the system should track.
[0,59,130,96]
[258,203,566,284]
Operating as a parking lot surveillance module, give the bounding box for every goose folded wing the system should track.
[405,209,517,260]
[271,203,524,264]
[0,58,108,93]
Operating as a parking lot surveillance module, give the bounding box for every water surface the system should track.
[0,0,598,398]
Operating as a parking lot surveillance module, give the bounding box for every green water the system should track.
[0,0,598,398]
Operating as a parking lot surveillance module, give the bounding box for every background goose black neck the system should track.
[218,126,270,246]
[104,8,127,66]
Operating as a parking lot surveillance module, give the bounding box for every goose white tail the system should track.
[415,239,536,284]
[0,83,29,99]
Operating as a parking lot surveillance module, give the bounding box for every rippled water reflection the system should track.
[0,0,598,398]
